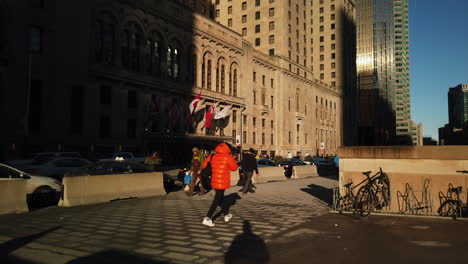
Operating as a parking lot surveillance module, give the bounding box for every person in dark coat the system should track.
[240,148,259,195]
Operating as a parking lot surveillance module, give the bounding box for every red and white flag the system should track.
[205,105,215,128]
[189,92,202,115]
[214,105,232,120]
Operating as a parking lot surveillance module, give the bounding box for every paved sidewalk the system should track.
[0,177,337,264]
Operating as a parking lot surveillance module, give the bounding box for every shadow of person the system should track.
[224,220,269,264]
[212,193,242,221]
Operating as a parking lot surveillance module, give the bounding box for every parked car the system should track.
[98,152,146,164]
[21,158,91,181]
[257,159,277,167]
[0,163,63,208]
[311,157,334,166]
[278,158,306,178]
[7,152,82,168]
[67,160,174,191]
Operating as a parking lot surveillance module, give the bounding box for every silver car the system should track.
[0,163,63,208]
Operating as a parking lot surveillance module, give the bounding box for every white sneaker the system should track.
[224,214,233,223]
[202,217,215,227]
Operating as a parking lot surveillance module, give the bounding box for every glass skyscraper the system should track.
[356,0,395,145]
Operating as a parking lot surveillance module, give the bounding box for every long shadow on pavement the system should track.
[224,220,269,264]
[67,250,169,264]
[301,184,333,206]
[0,226,61,257]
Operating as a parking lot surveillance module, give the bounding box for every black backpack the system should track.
[200,154,214,190]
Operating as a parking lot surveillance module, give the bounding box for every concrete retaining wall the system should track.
[0,179,28,215]
[60,172,165,207]
[292,165,319,179]
[338,146,468,214]
[253,167,287,183]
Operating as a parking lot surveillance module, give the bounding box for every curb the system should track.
[329,210,468,221]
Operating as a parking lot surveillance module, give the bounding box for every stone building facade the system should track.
[0,0,345,162]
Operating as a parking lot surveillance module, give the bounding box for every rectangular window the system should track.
[228,6,232,14]
[270,96,274,109]
[243,115,247,125]
[100,85,112,105]
[233,110,237,123]
[255,24,261,33]
[320,16,324,23]
[228,19,232,27]
[271,120,274,129]
[270,78,274,88]
[269,8,275,17]
[331,53,336,59]
[331,4,335,11]
[320,36,324,42]
[242,2,247,10]
[243,131,247,143]
[331,14,335,20]
[242,15,247,23]
[331,23,335,30]
[331,43,335,50]
[262,75,266,85]
[127,118,136,138]
[242,28,247,36]
[30,26,42,53]
[215,9,220,17]
[269,49,275,55]
[331,72,336,78]
[331,62,336,69]
[253,117,256,127]
[288,131,291,144]
[262,133,265,145]
[255,11,260,20]
[262,119,265,128]
[253,71,257,82]
[233,129,237,138]
[271,133,274,145]
[269,21,275,30]
[253,132,256,144]
[128,90,137,108]
[320,73,324,80]
[331,34,335,40]
[255,0,260,6]
[255,38,260,46]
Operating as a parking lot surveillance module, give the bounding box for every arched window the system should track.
[216,64,219,92]
[229,70,232,95]
[95,21,103,61]
[95,14,115,65]
[121,30,130,68]
[173,48,179,79]
[207,59,212,90]
[146,35,161,76]
[233,69,238,96]
[202,56,206,88]
[130,31,141,71]
[167,46,172,77]
[102,22,114,64]
[221,64,225,93]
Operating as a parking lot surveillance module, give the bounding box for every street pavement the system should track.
[1,176,467,264]
[0,177,336,264]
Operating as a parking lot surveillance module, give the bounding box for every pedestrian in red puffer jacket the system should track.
[201,143,238,227]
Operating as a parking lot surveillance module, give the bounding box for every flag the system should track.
[189,92,202,115]
[214,105,232,119]
[205,105,215,128]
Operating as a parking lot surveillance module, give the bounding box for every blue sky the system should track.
[410,0,468,139]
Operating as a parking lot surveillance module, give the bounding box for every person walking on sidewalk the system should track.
[240,148,260,195]
[202,143,238,227]
[187,147,206,196]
